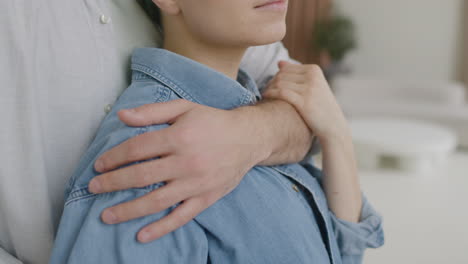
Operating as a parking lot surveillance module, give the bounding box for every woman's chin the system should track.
[249,30,287,47]
[244,23,287,45]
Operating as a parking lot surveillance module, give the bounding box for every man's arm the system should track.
[240,42,316,165]
[88,98,313,243]
[232,98,314,166]
[87,42,315,243]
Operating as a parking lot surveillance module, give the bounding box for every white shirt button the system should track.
[104,104,112,114]
[100,14,111,24]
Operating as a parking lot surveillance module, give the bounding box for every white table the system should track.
[360,151,468,264]
[349,118,458,173]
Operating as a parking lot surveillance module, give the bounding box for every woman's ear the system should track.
[152,0,180,15]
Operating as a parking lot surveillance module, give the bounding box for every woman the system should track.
[50,0,383,263]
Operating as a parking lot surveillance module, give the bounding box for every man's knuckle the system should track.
[126,150,139,162]
[134,165,152,186]
[303,71,314,80]
[279,89,290,98]
[275,74,283,81]
[178,99,193,107]
[309,73,319,82]
[277,77,286,84]
[96,155,108,170]
[133,105,147,114]
[151,192,169,207]
[188,155,209,174]
[309,64,323,75]
[109,205,125,218]
[201,192,218,206]
[162,132,177,150]
[102,173,116,186]
[175,128,193,145]
[125,141,141,161]
[179,98,190,104]
[278,80,290,88]
[175,214,189,227]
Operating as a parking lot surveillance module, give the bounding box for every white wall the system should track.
[335,0,464,81]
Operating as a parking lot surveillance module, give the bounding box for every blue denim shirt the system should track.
[50,48,384,264]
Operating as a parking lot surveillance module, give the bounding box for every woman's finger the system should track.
[278,61,308,74]
[264,88,304,108]
[274,72,307,84]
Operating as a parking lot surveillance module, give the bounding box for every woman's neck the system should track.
[162,22,247,80]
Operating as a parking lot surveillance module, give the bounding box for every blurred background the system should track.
[282,0,468,263]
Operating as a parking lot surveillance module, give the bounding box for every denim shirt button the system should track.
[292,184,300,193]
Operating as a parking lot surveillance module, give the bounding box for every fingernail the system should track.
[102,210,118,224]
[95,159,104,172]
[139,230,151,243]
[89,179,102,193]
[125,108,137,114]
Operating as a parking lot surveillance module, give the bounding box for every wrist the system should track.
[229,105,273,165]
[318,125,353,150]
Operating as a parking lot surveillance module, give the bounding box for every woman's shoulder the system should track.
[65,80,176,196]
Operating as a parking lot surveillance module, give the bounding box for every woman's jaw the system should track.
[156,0,288,79]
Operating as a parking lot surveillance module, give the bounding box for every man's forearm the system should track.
[232,98,314,166]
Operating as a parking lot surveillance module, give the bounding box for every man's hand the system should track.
[89,99,271,243]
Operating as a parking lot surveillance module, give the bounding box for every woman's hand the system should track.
[264,61,363,222]
[263,61,350,142]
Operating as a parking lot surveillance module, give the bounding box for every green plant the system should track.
[313,15,357,62]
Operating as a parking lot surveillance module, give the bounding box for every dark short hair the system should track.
[136,0,162,27]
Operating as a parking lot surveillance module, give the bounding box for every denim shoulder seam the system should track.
[152,83,171,103]
[65,125,149,203]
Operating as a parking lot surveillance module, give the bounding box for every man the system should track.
[0,1,319,263]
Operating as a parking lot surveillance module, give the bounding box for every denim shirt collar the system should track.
[131,48,261,110]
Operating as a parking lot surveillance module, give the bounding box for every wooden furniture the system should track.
[283,0,331,64]
[462,1,468,99]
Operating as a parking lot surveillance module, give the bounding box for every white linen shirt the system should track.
[0,1,294,263]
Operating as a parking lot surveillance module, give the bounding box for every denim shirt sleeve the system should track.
[50,82,210,264]
[330,194,385,263]
[302,164,385,262]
